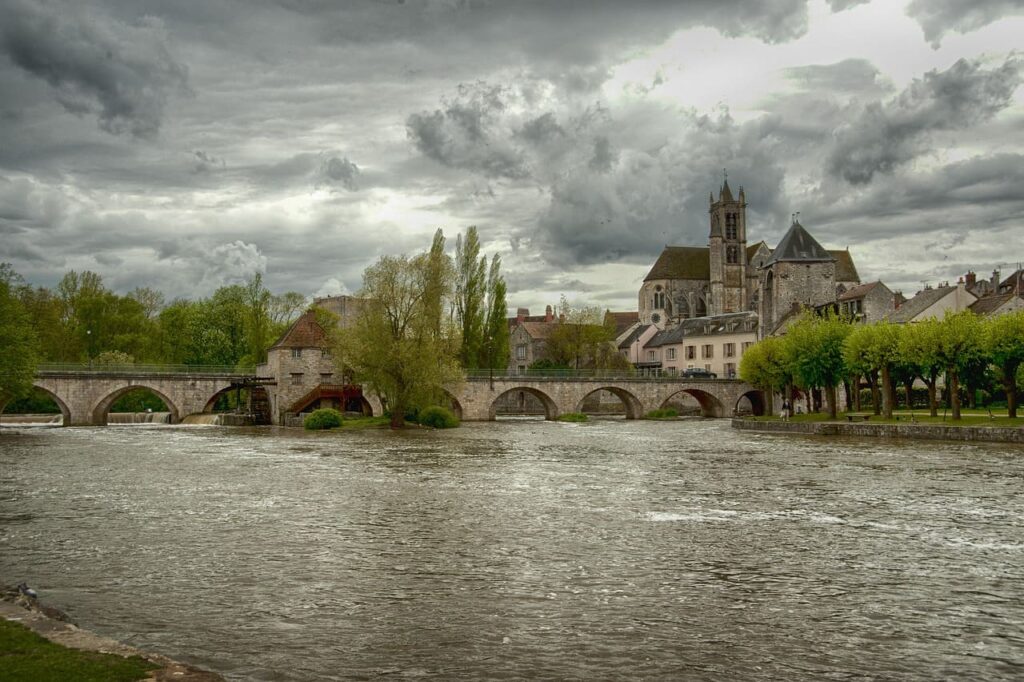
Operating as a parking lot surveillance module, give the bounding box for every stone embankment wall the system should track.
[731,418,1024,444]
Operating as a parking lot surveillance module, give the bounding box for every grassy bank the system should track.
[0,618,158,682]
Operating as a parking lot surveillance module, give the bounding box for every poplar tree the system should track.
[454,227,486,369]
[480,254,509,370]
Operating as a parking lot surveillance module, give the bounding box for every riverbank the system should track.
[732,417,1024,443]
[0,586,223,681]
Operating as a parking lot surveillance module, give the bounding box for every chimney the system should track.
[516,307,528,323]
[965,271,976,287]
[992,269,1000,290]
[545,304,553,322]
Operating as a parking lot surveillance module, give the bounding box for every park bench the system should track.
[845,413,872,422]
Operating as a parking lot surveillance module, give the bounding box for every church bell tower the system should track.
[708,171,747,316]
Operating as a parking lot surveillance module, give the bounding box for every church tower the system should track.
[708,173,747,316]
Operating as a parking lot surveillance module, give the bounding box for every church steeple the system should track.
[708,171,748,316]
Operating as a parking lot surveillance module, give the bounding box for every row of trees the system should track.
[740,310,1024,420]
[0,262,308,405]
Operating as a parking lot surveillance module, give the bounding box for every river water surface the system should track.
[1,420,1022,680]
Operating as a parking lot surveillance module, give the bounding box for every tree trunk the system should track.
[842,380,853,413]
[950,367,961,420]
[805,392,812,415]
[853,375,862,411]
[1004,366,1018,419]
[904,381,912,410]
[881,365,894,419]
[825,384,838,419]
[868,374,881,415]
[926,376,938,417]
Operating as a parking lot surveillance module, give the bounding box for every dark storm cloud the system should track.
[825,0,871,9]
[316,155,360,191]
[906,0,1024,46]
[826,57,1021,185]
[0,0,189,138]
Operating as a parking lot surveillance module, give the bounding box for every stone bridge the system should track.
[10,367,250,426]
[7,366,765,426]
[447,377,765,421]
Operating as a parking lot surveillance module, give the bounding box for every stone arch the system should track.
[660,388,725,418]
[735,390,766,417]
[0,384,71,426]
[438,389,463,420]
[91,384,181,425]
[575,386,643,419]
[489,386,558,421]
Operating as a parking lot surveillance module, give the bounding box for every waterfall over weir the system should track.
[107,412,172,424]
[181,413,223,425]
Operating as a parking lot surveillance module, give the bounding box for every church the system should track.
[639,178,860,337]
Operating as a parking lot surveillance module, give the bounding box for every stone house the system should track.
[885,281,977,324]
[836,281,896,324]
[508,320,558,373]
[312,294,366,328]
[617,323,659,366]
[969,291,1024,317]
[640,311,757,377]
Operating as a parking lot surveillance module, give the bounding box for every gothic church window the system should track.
[726,213,737,240]
[726,245,739,264]
[653,290,666,309]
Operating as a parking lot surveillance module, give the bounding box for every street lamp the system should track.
[86,329,92,369]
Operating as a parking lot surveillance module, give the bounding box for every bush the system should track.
[645,407,678,419]
[304,408,343,430]
[557,412,588,422]
[418,405,459,429]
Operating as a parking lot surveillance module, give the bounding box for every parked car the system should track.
[681,368,717,379]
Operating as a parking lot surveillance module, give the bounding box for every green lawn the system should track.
[0,618,158,682]
[750,409,1021,427]
[339,416,393,430]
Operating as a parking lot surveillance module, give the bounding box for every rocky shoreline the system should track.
[731,417,1024,443]
[0,584,224,681]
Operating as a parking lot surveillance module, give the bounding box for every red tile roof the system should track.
[269,310,328,349]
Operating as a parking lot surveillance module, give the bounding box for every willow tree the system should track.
[784,313,850,419]
[336,234,460,428]
[986,310,1024,418]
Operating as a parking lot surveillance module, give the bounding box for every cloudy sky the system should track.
[1,0,1021,312]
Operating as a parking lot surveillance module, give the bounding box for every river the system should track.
[1,420,1022,680]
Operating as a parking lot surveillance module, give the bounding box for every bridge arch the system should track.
[438,389,463,420]
[91,384,181,425]
[659,388,725,418]
[0,384,71,426]
[489,386,558,421]
[575,386,643,419]
[735,390,767,417]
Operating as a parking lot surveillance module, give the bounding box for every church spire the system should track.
[719,168,734,202]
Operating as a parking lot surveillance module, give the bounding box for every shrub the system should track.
[418,405,459,429]
[645,407,678,419]
[304,408,343,430]
[557,412,588,422]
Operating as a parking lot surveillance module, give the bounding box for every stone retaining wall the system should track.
[731,418,1024,444]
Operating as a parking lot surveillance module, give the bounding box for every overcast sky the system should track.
[1,0,1021,312]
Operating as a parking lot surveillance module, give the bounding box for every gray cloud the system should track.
[784,58,887,94]
[0,0,189,138]
[906,0,1024,46]
[317,155,360,191]
[826,57,1020,184]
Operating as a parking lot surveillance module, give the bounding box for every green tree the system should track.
[454,226,487,369]
[547,296,618,370]
[935,310,985,420]
[480,254,510,370]
[842,322,902,418]
[336,244,460,428]
[0,264,40,407]
[899,318,944,417]
[738,336,790,415]
[986,310,1024,418]
[784,313,850,419]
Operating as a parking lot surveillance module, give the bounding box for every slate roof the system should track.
[270,310,328,349]
[618,324,653,350]
[830,250,860,282]
[517,321,558,340]
[885,286,955,323]
[605,311,639,335]
[997,269,1024,294]
[677,311,758,337]
[645,325,686,348]
[644,246,710,281]
[969,292,1022,316]
[765,222,835,265]
[838,281,882,301]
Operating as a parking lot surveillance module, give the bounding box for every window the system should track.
[686,345,696,360]
[742,341,753,353]
[290,372,303,385]
[320,373,333,381]
[724,343,735,358]
[653,290,666,309]
[701,344,714,359]
[647,350,656,361]
[321,349,331,358]
[516,344,527,360]
[291,348,302,358]
[726,213,737,240]
[725,363,736,378]
[667,348,676,360]
[726,245,739,264]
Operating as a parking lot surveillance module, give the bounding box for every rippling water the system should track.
[1,420,1023,680]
